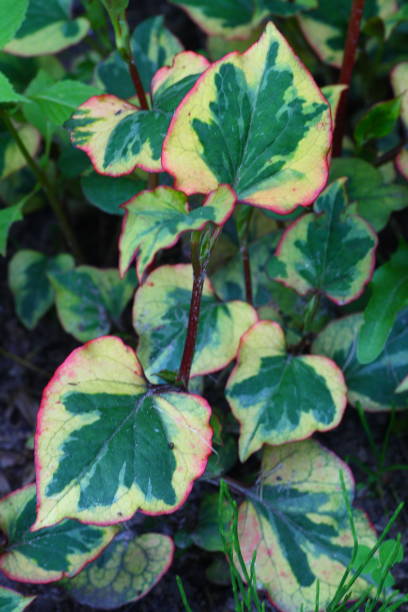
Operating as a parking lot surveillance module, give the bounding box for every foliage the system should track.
[0,0,407,610]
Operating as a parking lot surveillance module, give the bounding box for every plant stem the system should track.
[237,205,254,305]
[0,346,50,377]
[374,140,406,167]
[0,112,84,262]
[332,0,366,157]
[241,244,253,305]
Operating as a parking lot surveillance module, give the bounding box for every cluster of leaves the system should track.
[1,0,407,611]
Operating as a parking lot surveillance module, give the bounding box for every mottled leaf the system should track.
[4,0,89,56]
[354,98,401,147]
[321,84,347,122]
[225,321,346,460]
[0,0,28,50]
[64,532,173,609]
[357,243,408,364]
[238,439,376,611]
[312,310,408,411]
[81,172,145,215]
[0,586,35,612]
[0,485,117,583]
[0,124,40,179]
[133,264,257,382]
[8,250,74,329]
[163,22,331,213]
[0,202,24,256]
[269,179,377,305]
[330,158,408,231]
[120,185,235,280]
[49,266,136,342]
[34,336,212,528]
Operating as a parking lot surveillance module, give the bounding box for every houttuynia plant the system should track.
[1,0,407,610]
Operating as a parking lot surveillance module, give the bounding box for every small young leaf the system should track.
[49,266,136,342]
[0,0,29,50]
[133,264,257,382]
[237,439,377,611]
[354,98,401,147]
[0,586,35,612]
[64,532,174,609]
[81,172,145,215]
[357,243,408,364]
[269,179,377,305]
[225,321,346,460]
[119,185,236,280]
[163,22,331,213]
[0,202,24,256]
[34,336,213,528]
[68,52,209,175]
[0,124,40,179]
[0,484,118,583]
[4,0,89,56]
[312,310,408,411]
[9,250,75,329]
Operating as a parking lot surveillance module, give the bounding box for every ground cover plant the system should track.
[0,0,408,610]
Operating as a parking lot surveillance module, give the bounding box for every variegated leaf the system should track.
[0,586,35,612]
[0,124,40,179]
[238,439,377,612]
[321,84,347,122]
[312,310,408,411]
[4,0,89,57]
[225,321,346,460]
[163,22,331,213]
[0,485,117,583]
[269,179,377,305]
[34,336,212,529]
[120,185,235,280]
[133,264,257,382]
[64,532,174,609]
[48,266,136,342]
[68,52,209,175]
[391,62,408,180]
[9,250,74,329]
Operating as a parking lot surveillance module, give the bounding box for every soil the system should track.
[1,1,407,611]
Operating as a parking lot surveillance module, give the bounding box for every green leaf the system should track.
[0,202,24,256]
[0,0,29,50]
[133,264,257,382]
[0,123,40,179]
[34,336,212,528]
[312,310,408,411]
[0,586,35,612]
[225,321,346,460]
[8,250,74,329]
[269,179,377,305]
[64,532,173,609]
[191,493,233,552]
[330,158,408,231]
[68,52,209,175]
[100,0,129,18]
[263,0,317,16]
[49,266,136,342]
[0,484,117,583]
[4,0,89,56]
[354,98,401,147]
[237,439,376,611]
[391,62,408,181]
[0,71,27,104]
[357,243,408,364]
[163,22,331,213]
[81,172,145,215]
[119,185,236,280]
[31,80,101,125]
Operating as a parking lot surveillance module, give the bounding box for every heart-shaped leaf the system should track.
[9,250,74,329]
[64,532,174,609]
[225,321,346,460]
[0,485,117,583]
[312,310,408,411]
[120,185,236,280]
[34,336,212,529]
[48,266,136,342]
[0,123,40,179]
[163,22,331,213]
[4,0,89,56]
[0,586,35,612]
[67,51,209,175]
[238,439,376,612]
[269,179,377,305]
[133,264,257,382]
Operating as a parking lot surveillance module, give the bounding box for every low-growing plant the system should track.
[0,0,407,610]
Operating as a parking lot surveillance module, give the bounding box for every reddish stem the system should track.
[241,245,253,305]
[332,0,366,157]
[128,58,149,111]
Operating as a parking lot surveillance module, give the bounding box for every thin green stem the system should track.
[0,346,50,378]
[0,112,84,262]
